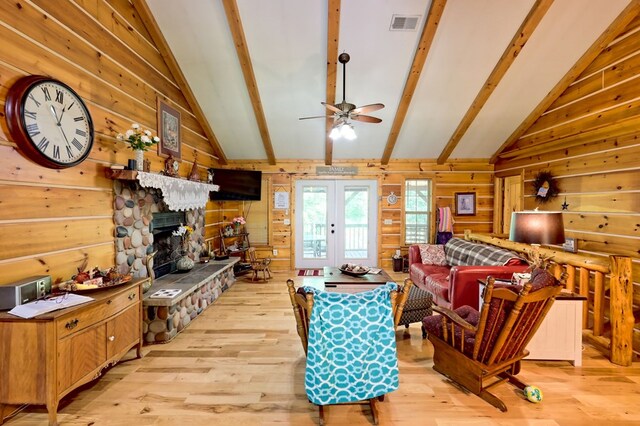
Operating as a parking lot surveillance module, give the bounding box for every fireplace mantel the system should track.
[105,169,219,211]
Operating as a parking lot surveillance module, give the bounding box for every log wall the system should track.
[496,18,640,358]
[0,1,221,285]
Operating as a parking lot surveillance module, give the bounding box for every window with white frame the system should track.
[404,179,432,244]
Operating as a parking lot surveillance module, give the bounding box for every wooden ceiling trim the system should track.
[490,0,640,164]
[221,0,276,165]
[133,0,228,164]
[380,0,447,165]
[325,0,341,165]
[436,0,554,165]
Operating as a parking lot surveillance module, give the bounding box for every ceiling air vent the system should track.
[389,14,420,31]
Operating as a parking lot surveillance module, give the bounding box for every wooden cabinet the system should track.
[0,280,145,425]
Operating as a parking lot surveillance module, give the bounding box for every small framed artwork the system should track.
[455,192,476,216]
[157,98,181,159]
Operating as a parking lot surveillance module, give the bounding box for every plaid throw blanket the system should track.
[444,237,524,266]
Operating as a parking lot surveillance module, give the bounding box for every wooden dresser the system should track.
[0,279,146,425]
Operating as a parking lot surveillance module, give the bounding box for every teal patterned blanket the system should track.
[303,283,399,405]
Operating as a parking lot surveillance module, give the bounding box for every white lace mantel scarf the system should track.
[136,171,219,211]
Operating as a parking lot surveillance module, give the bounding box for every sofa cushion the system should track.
[444,238,525,267]
[423,273,449,301]
[410,264,450,291]
[418,244,447,265]
[423,305,478,357]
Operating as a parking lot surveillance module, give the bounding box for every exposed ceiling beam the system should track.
[133,0,228,165]
[380,0,447,165]
[490,0,640,164]
[222,0,276,165]
[325,0,341,165]
[436,0,553,165]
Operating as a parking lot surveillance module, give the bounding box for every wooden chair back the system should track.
[476,279,561,366]
[440,277,563,366]
[286,278,413,354]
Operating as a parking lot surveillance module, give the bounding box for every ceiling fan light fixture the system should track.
[329,125,342,140]
[341,123,357,140]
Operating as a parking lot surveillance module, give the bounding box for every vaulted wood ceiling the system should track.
[142,0,637,166]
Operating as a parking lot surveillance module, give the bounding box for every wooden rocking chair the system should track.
[422,271,563,412]
[286,278,413,425]
[247,247,272,281]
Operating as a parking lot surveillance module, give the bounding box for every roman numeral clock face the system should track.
[5,76,94,169]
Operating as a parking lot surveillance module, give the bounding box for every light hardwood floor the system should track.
[6,270,640,425]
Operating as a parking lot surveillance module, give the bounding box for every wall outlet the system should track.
[383,219,393,225]
[273,249,278,256]
[283,219,291,225]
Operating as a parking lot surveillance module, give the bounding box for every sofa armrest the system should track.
[409,245,422,266]
[448,265,529,310]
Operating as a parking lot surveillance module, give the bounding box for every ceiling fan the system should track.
[300,52,384,139]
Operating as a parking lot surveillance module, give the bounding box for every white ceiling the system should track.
[147,0,632,164]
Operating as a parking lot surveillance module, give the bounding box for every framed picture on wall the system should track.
[157,98,181,159]
[455,192,476,216]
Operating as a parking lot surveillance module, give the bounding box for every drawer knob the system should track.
[107,299,113,304]
[128,293,136,301]
[108,335,115,342]
[65,318,79,330]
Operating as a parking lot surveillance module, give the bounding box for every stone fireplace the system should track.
[111,179,207,280]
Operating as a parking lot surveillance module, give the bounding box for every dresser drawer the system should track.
[56,286,140,338]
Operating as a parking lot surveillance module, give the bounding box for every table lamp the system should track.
[509,211,565,245]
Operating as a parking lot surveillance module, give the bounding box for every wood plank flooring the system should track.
[6,270,640,425]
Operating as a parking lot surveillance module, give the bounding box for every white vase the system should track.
[135,149,144,171]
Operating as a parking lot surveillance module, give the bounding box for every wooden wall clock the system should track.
[5,75,94,169]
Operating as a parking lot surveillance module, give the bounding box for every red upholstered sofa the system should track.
[409,238,528,310]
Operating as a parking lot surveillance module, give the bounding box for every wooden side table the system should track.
[478,279,586,366]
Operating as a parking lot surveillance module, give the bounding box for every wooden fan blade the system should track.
[351,114,382,123]
[299,115,333,120]
[351,103,384,114]
[321,102,342,113]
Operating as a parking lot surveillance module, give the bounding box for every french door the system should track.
[295,180,378,269]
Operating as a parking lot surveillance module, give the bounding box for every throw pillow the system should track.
[419,244,447,266]
[529,267,561,291]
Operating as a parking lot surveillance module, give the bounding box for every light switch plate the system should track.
[563,237,577,253]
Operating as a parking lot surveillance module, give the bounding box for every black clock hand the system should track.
[57,104,67,125]
[59,126,71,147]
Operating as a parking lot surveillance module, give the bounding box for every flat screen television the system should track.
[210,168,262,201]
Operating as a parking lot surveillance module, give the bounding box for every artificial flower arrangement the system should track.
[116,123,160,151]
[232,216,246,226]
[172,224,193,250]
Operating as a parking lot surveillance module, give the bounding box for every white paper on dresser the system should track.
[8,294,94,319]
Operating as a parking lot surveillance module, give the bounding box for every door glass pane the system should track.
[343,186,368,259]
[303,186,327,259]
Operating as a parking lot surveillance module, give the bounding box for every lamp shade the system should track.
[509,211,565,245]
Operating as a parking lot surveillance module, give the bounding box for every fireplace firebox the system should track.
[151,211,186,278]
